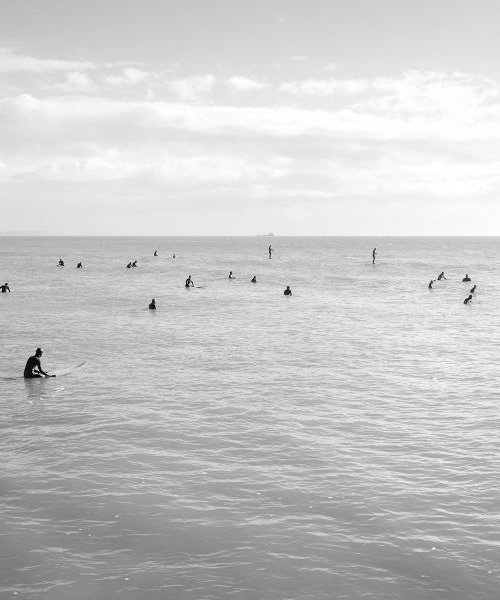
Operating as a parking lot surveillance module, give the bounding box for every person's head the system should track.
[35,348,43,357]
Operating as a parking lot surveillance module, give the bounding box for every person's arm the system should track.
[37,358,56,377]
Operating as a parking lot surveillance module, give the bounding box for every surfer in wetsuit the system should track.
[76,262,82,268]
[251,276,257,283]
[229,271,235,279]
[437,272,446,280]
[464,294,473,305]
[23,348,55,378]
[428,280,435,289]
[372,248,377,264]
[132,260,137,267]
[462,274,471,282]
[185,275,194,287]
[58,259,65,267]
[154,250,158,256]
[1,282,10,293]
[126,262,132,268]
[284,286,292,296]
[149,298,156,310]
[470,284,476,294]
[268,245,274,259]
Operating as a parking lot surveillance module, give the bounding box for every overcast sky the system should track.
[1,0,500,235]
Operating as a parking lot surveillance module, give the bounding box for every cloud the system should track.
[0,46,96,73]
[2,67,500,204]
[225,76,267,92]
[165,74,216,101]
[56,71,96,93]
[106,67,150,87]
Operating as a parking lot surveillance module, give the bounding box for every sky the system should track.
[1,0,500,235]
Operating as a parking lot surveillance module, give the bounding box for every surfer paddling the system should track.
[23,348,55,378]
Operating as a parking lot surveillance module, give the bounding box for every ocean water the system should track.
[1,236,499,600]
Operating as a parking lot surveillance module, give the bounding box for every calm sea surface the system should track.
[1,236,499,600]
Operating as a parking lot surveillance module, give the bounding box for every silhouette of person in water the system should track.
[437,272,446,280]
[428,280,435,289]
[132,260,137,268]
[228,271,235,279]
[154,250,158,256]
[76,262,82,269]
[462,274,471,282]
[372,248,377,264]
[284,286,292,296]
[149,298,156,310]
[464,294,473,305]
[126,262,132,268]
[268,245,274,259]
[185,275,194,287]
[23,348,55,378]
[1,282,10,293]
[173,253,176,259]
[251,276,257,283]
[470,284,477,294]
[58,259,64,267]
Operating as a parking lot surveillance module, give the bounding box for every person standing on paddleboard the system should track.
[23,348,56,378]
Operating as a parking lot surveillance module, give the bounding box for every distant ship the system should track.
[257,232,275,237]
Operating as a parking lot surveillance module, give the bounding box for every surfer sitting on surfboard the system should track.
[23,348,56,378]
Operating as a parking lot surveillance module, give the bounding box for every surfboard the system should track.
[0,361,86,381]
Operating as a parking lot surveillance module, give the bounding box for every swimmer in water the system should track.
[228,271,235,279]
[173,253,176,259]
[428,280,435,289]
[251,276,257,283]
[1,282,10,293]
[58,259,65,267]
[470,284,477,294]
[284,286,292,296]
[76,262,82,268]
[23,348,55,378]
[437,272,446,280]
[185,275,194,287]
[268,245,274,259]
[464,294,473,305]
[462,274,471,282]
[154,250,158,256]
[372,248,377,264]
[149,298,156,310]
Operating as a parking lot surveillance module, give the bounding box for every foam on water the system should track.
[1,236,499,599]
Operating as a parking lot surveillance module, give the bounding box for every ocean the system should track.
[1,236,499,599]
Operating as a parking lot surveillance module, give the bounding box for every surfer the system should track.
[268,245,274,259]
[437,272,446,280]
[132,260,137,267]
[462,274,471,282]
[173,253,176,259]
[464,294,473,305]
[1,282,10,293]
[229,271,235,279]
[126,262,132,268]
[76,262,82,268]
[251,276,257,283]
[154,250,158,256]
[470,284,477,294]
[185,275,194,288]
[58,259,65,267]
[372,248,377,264]
[149,298,156,310]
[23,348,55,378]
[428,280,435,289]
[284,286,292,296]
